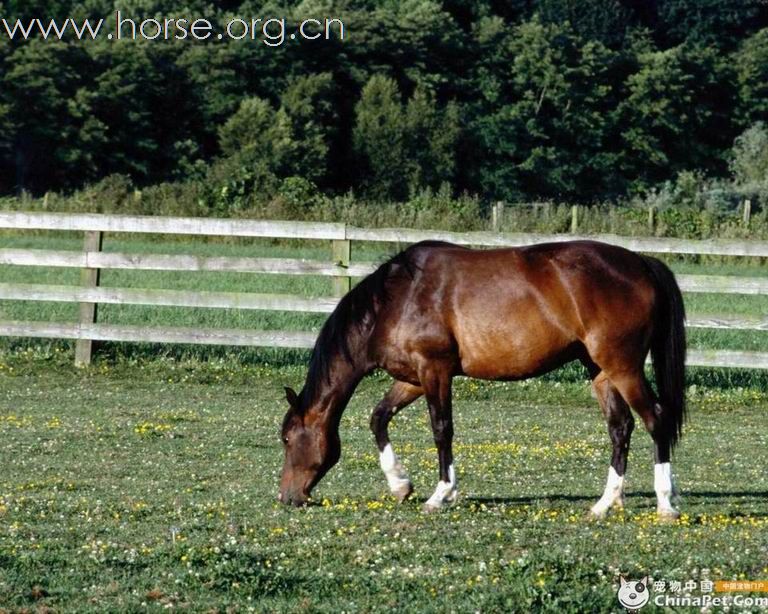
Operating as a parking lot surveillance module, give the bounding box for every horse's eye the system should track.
[282,436,289,445]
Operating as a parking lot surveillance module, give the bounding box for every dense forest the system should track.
[0,0,767,211]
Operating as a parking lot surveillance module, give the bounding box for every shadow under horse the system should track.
[278,240,686,520]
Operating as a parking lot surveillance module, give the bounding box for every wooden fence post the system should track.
[492,202,504,232]
[570,205,579,233]
[74,230,103,366]
[331,238,351,297]
[648,206,656,233]
[743,199,752,227]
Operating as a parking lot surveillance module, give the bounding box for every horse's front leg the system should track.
[420,368,457,512]
[370,381,423,502]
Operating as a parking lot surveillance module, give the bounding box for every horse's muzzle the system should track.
[277,490,309,507]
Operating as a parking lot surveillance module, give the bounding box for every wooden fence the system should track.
[0,211,767,369]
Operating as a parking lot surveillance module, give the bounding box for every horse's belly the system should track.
[454,318,574,380]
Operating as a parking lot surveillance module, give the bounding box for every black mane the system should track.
[298,241,455,411]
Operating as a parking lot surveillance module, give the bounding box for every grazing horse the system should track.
[278,240,686,519]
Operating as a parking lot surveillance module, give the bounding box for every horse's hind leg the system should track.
[370,381,423,502]
[590,373,635,518]
[609,370,680,520]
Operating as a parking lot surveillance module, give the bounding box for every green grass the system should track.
[0,355,767,612]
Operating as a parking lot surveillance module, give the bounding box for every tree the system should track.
[534,0,635,48]
[0,34,14,193]
[404,88,460,192]
[3,0,72,21]
[354,75,460,199]
[61,86,109,183]
[353,75,409,199]
[218,73,336,186]
[469,18,623,200]
[657,0,767,48]
[219,98,279,159]
[279,73,337,185]
[84,42,196,184]
[730,123,768,186]
[337,0,465,94]
[176,42,251,151]
[735,29,768,129]
[616,44,735,192]
[2,40,83,192]
[207,97,289,211]
[0,99,14,194]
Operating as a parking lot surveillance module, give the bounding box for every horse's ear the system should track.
[284,387,299,409]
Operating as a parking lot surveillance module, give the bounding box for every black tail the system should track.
[642,256,687,447]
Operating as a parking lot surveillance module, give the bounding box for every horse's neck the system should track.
[305,355,366,426]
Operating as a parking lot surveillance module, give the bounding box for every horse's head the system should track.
[278,387,341,506]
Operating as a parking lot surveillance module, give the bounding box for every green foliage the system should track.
[210,75,337,213]
[218,97,281,159]
[353,75,408,199]
[729,122,768,209]
[2,40,83,192]
[78,173,134,212]
[354,76,459,200]
[735,30,768,127]
[470,19,621,200]
[397,184,481,228]
[657,0,767,48]
[404,89,460,193]
[534,0,634,47]
[275,176,326,211]
[616,45,734,192]
[0,1,764,205]
[0,100,13,194]
[731,123,768,186]
[278,73,336,185]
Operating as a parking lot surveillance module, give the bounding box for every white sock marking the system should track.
[379,444,411,495]
[590,466,625,517]
[654,462,679,516]
[425,464,458,509]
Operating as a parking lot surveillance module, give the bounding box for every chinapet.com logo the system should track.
[617,577,650,612]
[616,576,768,611]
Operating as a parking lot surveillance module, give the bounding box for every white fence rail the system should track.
[1,211,766,368]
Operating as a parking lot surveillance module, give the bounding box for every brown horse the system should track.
[279,240,686,519]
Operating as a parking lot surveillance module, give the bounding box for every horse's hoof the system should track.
[587,509,606,521]
[422,502,443,513]
[393,482,414,503]
[657,508,680,523]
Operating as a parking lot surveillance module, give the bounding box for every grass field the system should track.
[0,231,767,611]
[0,354,767,612]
